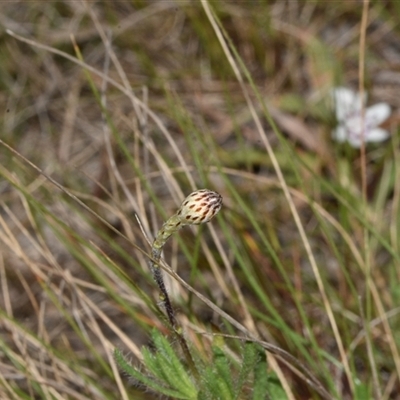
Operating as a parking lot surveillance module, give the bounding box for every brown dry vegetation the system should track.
[1,1,400,399]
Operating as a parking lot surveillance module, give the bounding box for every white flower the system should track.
[331,87,391,148]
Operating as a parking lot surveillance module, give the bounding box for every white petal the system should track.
[331,87,357,103]
[365,103,391,126]
[347,137,362,148]
[331,87,365,122]
[332,126,348,142]
[364,128,390,143]
[340,103,391,137]
[346,128,389,148]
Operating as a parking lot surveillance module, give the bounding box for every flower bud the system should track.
[177,189,222,225]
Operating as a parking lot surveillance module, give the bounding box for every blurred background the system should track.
[1,1,400,399]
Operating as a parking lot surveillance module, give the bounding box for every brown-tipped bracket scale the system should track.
[150,189,222,330]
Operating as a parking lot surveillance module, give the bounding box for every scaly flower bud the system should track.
[177,189,222,225]
[152,189,222,252]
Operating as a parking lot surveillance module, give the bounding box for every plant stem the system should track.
[150,214,199,379]
[149,189,222,381]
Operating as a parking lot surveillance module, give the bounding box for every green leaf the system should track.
[252,347,269,400]
[212,343,234,400]
[266,373,288,400]
[234,342,258,399]
[114,347,197,399]
[150,330,197,397]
